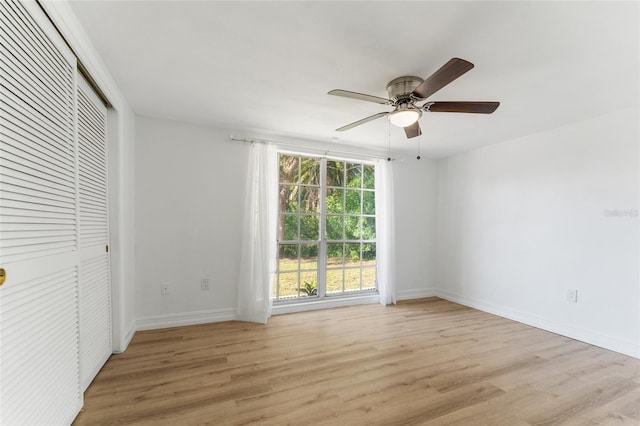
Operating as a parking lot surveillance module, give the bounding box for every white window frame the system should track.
[274,151,378,306]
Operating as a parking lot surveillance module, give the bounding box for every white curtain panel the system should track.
[375,159,397,305]
[237,143,279,323]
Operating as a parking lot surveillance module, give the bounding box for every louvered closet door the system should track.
[0,0,82,424]
[77,74,111,392]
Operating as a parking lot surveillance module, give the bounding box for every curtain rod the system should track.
[229,135,392,161]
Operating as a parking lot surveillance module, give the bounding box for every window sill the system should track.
[271,293,380,316]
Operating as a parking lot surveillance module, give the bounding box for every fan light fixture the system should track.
[388,106,421,128]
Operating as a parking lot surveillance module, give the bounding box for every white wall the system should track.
[394,158,439,300]
[436,108,639,357]
[107,104,137,351]
[134,117,439,326]
[135,110,639,358]
[135,117,248,328]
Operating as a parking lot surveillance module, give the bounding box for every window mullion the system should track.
[297,158,302,298]
[342,165,347,293]
[318,157,327,299]
[360,176,364,291]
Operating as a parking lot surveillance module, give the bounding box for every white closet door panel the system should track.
[0,180,74,208]
[79,254,111,390]
[78,82,108,250]
[0,122,72,171]
[1,192,75,211]
[80,244,108,262]
[2,250,77,283]
[0,267,80,426]
[0,161,75,198]
[0,1,73,85]
[0,0,82,424]
[0,11,74,134]
[1,87,73,149]
[77,75,111,392]
[0,64,72,132]
[0,122,75,187]
[0,0,77,267]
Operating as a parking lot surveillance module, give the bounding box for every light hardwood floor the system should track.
[73,298,640,425]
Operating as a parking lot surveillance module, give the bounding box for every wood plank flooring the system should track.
[73,298,640,425]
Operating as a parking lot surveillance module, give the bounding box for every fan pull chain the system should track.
[387,120,392,162]
[417,135,421,160]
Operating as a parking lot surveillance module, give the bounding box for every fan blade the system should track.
[328,89,391,105]
[404,121,422,139]
[428,101,500,114]
[336,112,388,131]
[412,58,474,99]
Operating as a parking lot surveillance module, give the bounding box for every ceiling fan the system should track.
[328,58,500,139]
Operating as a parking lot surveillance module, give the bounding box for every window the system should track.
[275,153,376,301]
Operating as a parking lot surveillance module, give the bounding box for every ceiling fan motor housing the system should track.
[386,76,424,103]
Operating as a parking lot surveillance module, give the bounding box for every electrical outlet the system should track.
[566,289,578,303]
[161,283,170,296]
[200,278,210,291]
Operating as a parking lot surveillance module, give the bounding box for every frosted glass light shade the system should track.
[388,109,420,127]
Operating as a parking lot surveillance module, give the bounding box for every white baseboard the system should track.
[436,289,640,359]
[112,322,136,354]
[136,307,237,331]
[396,287,437,301]
[117,323,136,353]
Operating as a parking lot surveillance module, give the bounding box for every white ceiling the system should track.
[66,1,639,158]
